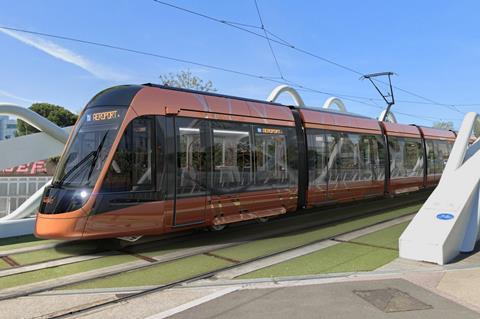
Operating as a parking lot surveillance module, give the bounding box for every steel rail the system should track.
[0,192,428,281]
[0,191,426,276]
[48,205,421,319]
[0,195,426,305]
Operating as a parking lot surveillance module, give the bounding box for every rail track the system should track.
[0,190,430,279]
[0,192,427,317]
[45,203,421,319]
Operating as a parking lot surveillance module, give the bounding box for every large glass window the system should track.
[389,137,424,178]
[434,140,451,175]
[324,132,385,183]
[176,118,206,196]
[341,133,372,182]
[53,107,127,188]
[426,140,435,175]
[212,122,252,192]
[102,117,155,192]
[131,118,154,189]
[325,132,341,183]
[307,131,328,187]
[253,125,297,189]
[369,135,386,181]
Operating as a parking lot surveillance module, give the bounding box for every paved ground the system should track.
[167,279,479,319]
[0,293,118,319]
[0,287,226,319]
[3,260,480,318]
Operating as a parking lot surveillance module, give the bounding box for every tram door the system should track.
[173,117,208,226]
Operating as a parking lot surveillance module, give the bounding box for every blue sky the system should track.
[0,0,479,128]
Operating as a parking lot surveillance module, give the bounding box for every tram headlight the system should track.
[69,189,91,211]
[39,187,92,214]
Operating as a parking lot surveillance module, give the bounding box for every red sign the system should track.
[0,160,50,176]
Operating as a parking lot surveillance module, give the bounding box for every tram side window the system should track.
[253,126,297,189]
[326,132,340,183]
[176,118,206,196]
[405,138,424,177]
[426,140,435,175]
[369,135,386,181]
[131,119,154,190]
[346,133,374,181]
[102,117,155,192]
[447,141,454,159]
[307,130,328,187]
[155,116,167,193]
[389,137,424,178]
[434,140,450,175]
[327,132,381,183]
[389,137,404,178]
[212,121,252,192]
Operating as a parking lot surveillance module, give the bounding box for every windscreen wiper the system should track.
[57,151,96,186]
[85,132,109,181]
[57,132,109,186]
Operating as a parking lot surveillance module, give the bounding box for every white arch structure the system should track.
[0,104,70,171]
[267,85,306,107]
[322,97,347,112]
[400,112,480,264]
[0,104,71,238]
[0,104,68,144]
[266,85,400,124]
[267,85,348,113]
[378,109,398,123]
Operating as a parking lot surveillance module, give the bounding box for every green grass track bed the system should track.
[62,254,231,290]
[62,207,416,290]
[210,206,419,262]
[9,242,103,266]
[0,235,58,254]
[0,259,9,270]
[239,222,409,279]
[0,255,136,290]
[0,200,420,291]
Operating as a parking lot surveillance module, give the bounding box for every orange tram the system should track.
[35,84,457,239]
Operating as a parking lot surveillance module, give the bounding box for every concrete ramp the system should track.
[399,112,480,265]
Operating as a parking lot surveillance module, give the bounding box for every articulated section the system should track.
[399,112,480,265]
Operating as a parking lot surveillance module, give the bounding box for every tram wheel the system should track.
[209,224,227,231]
[258,217,269,223]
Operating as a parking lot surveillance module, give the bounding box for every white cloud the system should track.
[0,89,34,104]
[0,28,128,81]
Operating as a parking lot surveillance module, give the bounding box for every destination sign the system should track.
[87,110,120,122]
[257,127,283,135]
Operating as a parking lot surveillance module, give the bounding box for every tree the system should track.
[16,103,78,136]
[433,121,454,131]
[474,119,480,138]
[159,70,216,92]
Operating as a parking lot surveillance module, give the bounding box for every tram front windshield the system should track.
[52,107,127,189]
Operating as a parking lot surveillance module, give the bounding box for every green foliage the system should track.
[474,118,480,138]
[432,120,454,130]
[16,103,78,136]
[159,69,216,92]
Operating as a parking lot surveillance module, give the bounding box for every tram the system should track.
[35,84,457,239]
